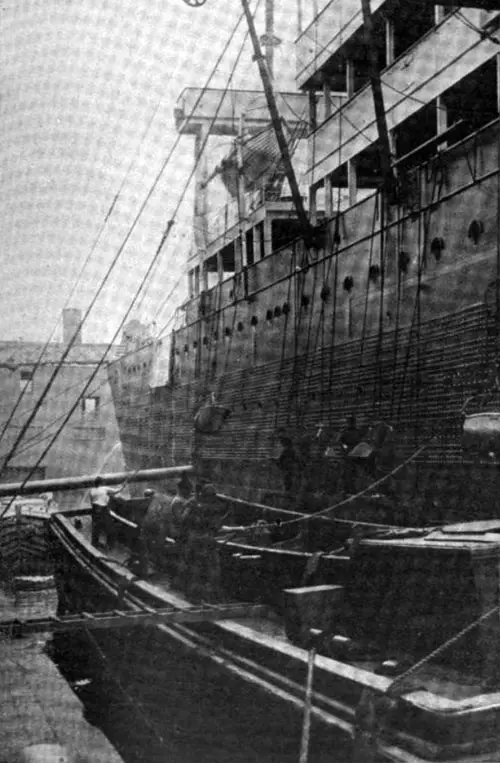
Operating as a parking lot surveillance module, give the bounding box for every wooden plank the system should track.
[0,603,270,635]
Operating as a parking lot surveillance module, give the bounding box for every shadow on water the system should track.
[47,625,354,763]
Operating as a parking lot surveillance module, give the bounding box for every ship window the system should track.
[430,237,445,261]
[266,309,273,322]
[237,322,244,332]
[442,59,498,138]
[393,4,435,59]
[20,369,33,393]
[251,316,258,327]
[205,254,219,289]
[256,221,266,259]
[399,251,410,273]
[394,101,437,162]
[468,220,483,245]
[220,242,235,280]
[246,229,254,267]
[82,396,99,416]
[271,219,303,251]
[320,285,330,301]
[368,264,380,283]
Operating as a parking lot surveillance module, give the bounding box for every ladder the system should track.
[0,602,269,637]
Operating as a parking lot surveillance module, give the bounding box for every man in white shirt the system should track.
[90,476,124,547]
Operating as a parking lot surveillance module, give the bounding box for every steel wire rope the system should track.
[352,194,379,415]
[273,249,296,431]
[302,194,342,424]
[374,189,387,413]
[0,94,166,451]
[220,431,439,535]
[133,27,261,316]
[302,102,344,431]
[0,10,248,479]
[0,12,254,517]
[394,159,444,466]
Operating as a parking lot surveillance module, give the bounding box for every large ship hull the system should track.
[109,118,500,522]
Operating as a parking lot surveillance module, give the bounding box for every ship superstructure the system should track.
[109,0,500,523]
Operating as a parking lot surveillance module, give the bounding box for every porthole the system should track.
[282,302,290,315]
[225,327,232,337]
[368,264,380,283]
[398,251,410,273]
[301,295,310,308]
[343,276,354,292]
[320,285,330,301]
[266,309,273,322]
[251,316,258,327]
[274,306,282,318]
[237,321,244,332]
[430,237,445,261]
[468,220,483,245]
[203,336,209,346]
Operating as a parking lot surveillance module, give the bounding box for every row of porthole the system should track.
[342,222,482,291]
[176,221,483,353]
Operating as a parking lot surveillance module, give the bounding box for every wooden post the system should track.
[299,645,316,763]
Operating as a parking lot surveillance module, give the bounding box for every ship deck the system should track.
[78,515,490,706]
[49,509,500,763]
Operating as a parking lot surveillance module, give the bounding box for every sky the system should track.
[0,0,304,344]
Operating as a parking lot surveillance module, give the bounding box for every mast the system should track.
[240,0,315,248]
[0,466,194,498]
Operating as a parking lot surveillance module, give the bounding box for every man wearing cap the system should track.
[171,474,193,535]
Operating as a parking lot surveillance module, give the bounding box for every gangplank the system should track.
[0,602,269,637]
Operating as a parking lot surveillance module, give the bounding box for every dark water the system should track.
[47,625,355,763]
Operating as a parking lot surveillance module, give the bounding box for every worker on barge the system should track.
[176,482,227,601]
[90,477,125,548]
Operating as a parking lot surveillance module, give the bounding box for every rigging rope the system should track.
[0,9,254,518]
[0,95,166,453]
[0,8,248,479]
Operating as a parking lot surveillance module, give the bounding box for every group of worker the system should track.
[90,473,227,601]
